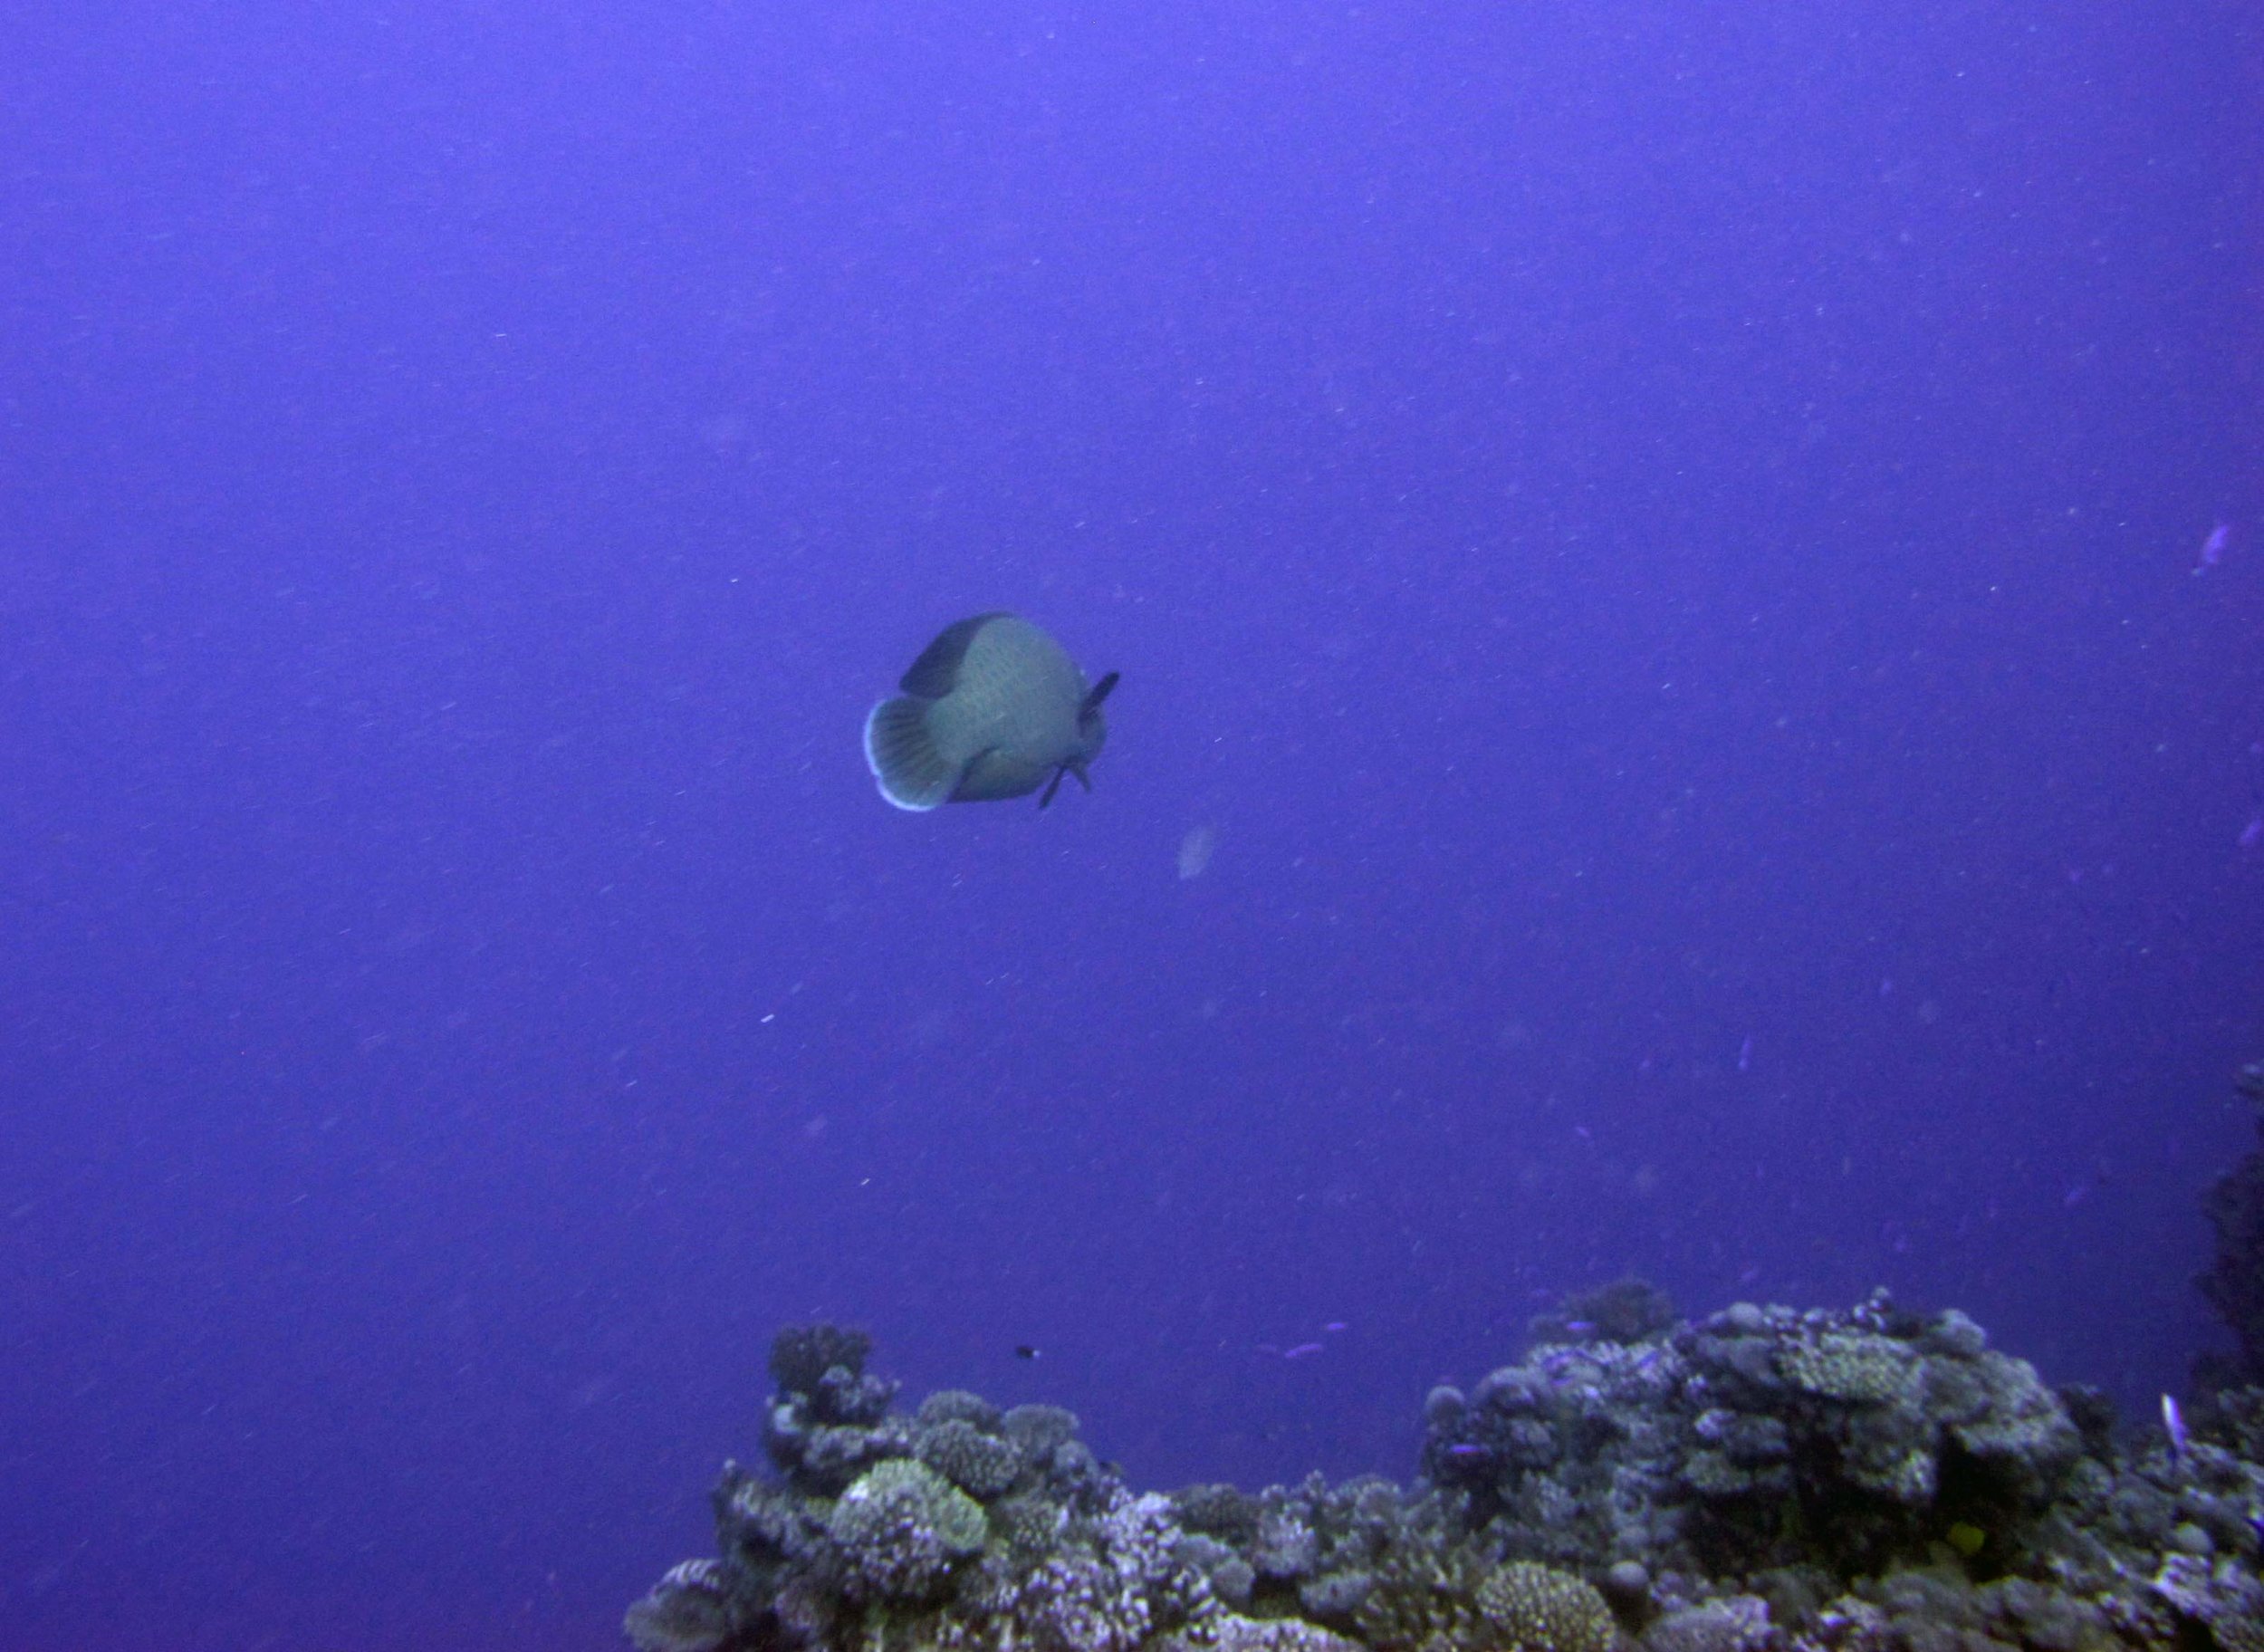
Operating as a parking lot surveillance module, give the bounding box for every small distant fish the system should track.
[1736,1035,1753,1073]
[2163,1393,2189,1461]
[2198,522,2231,571]
[1177,824,1218,879]
[1014,1345,1041,1361]
[1324,1321,1349,1333]
[1444,1443,1489,1460]
[1282,1342,1326,1359]
[865,613,1118,811]
[2065,1163,2115,1208]
[2241,817,2264,852]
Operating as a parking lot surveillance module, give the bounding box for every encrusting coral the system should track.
[628,1296,2264,1652]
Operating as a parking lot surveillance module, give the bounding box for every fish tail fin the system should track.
[864,697,959,812]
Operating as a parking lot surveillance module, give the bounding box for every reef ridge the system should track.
[628,1295,2264,1652]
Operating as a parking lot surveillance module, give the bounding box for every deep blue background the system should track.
[4,2,2261,1647]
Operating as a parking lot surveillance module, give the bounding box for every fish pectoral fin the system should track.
[1080,671,1119,716]
[1037,762,1090,809]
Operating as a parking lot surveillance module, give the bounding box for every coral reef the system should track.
[1421,1292,2086,1582]
[1528,1280,1680,1350]
[628,1301,2264,1652]
[2197,1062,2264,1391]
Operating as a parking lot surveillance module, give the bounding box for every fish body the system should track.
[864,613,1116,812]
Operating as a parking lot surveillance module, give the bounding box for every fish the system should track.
[2199,522,2230,571]
[864,613,1118,812]
[1177,824,1218,879]
[2162,1393,2189,1462]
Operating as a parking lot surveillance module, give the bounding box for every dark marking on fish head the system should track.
[898,612,1015,698]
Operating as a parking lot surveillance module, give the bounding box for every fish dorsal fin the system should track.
[1080,670,1119,716]
[899,612,1016,698]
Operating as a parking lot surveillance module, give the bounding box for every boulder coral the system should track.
[825,1459,987,1602]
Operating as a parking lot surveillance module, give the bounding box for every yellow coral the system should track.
[1776,1333,1918,1405]
[1474,1561,1618,1652]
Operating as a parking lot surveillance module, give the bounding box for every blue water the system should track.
[4,4,2259,1647]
